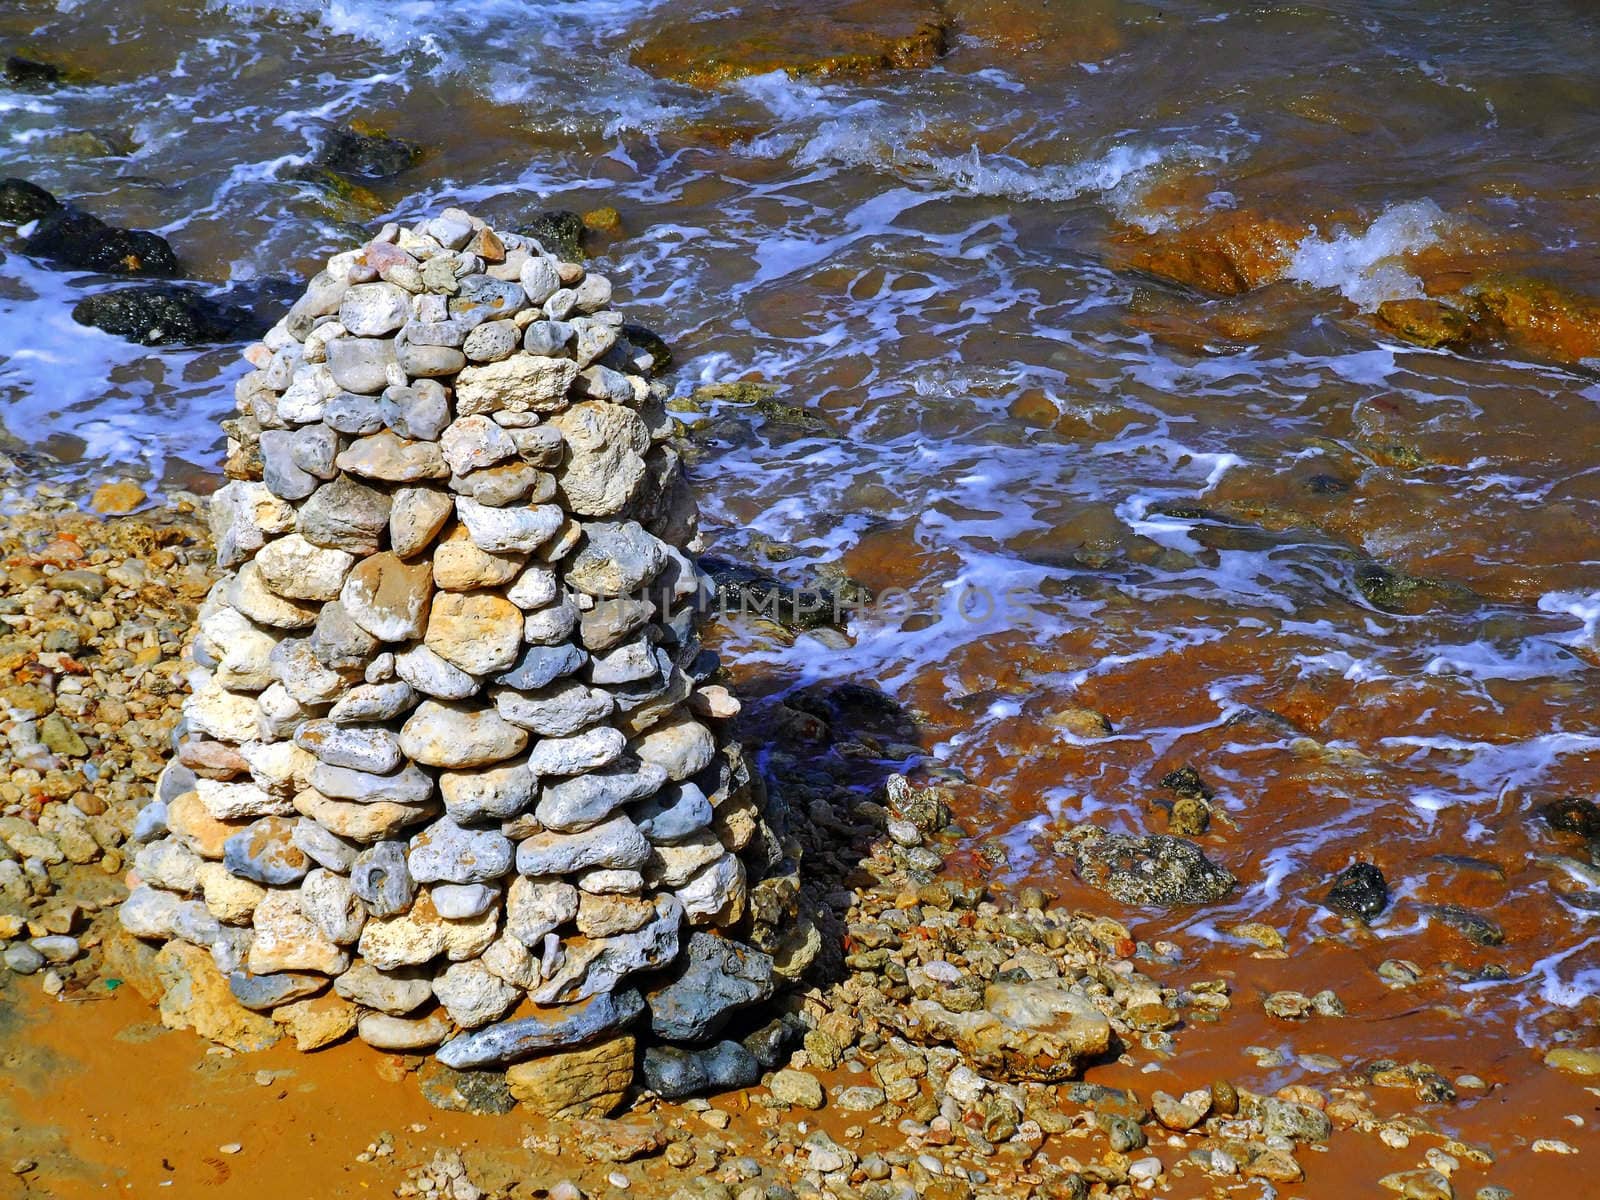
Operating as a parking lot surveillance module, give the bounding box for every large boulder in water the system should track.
[630,0,948,89]
[1057,826,1236,907]
[72,285,259,345]
[21,204,179,276]
[0,178,60,225]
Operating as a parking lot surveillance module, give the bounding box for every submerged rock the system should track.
[1325,861,1389,921]
[4,54,65,90]
[314,121,422,180]
[1109,210,1306,296]
[1058,827,1236,907]
[631,0,949,89]
[1375,298,1474,348]
[512,210,586,262]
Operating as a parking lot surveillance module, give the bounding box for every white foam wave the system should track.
[1286,200,1451,311]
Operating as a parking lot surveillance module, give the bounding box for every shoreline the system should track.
[0,488,1588,1200]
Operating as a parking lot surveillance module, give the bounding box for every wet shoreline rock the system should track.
[1056,826,1237,907]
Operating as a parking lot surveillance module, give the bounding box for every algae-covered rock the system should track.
[631,0,948,89]
[1057,826,1236,906]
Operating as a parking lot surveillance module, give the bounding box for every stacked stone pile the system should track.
[117,209,814,1106]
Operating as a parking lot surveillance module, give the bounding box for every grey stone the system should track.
[381,379,451,441]
[492,680,613,736]
[504,564,559,610]
[260,429,317,500]
[433,882,500,920]
[436,988,647,1070]
[508,423,564,466]
[4,943,45,975]
[579,597,654,653]
[537,761,668,833]
[340,281,410,336]
[589,638,661,685]
[292,817,361,872]
[30,934,81,964]
[521,598,579,646]
[351,841,417,917]
[300,867,366,943]
[327,680,416,723]
[525,725,626,777]
[394,332,467,378]
[324,391,384,435]
[327,336,397,394]
[288,422,339,479]
[120,886,182,938]
[439,758,536,824]
[449,274,526,328]
[409,818,514,885]
[308,601,379,672]
[394,643,479,700]
[224,816,310,886]
[404,318,467,347]
[334,960,433,1015]
[645,932,775,1042]
[531,893,681,1005]
[268,637,348,706]
[522,319,571,356]
[463,319,520,362]
[574,364,633,405]
[519,257,562,307]
[515,815,651,876]
[296,719,402,773]
[494,643,587,691]
[571,317,618,367]
[566,521,665,597]
[310,761,435,806]
[631,781,713,844]
[298,476,391,554]
[228,970,327,1011]
[455,498,564,554]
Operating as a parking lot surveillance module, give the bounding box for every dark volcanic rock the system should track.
[1325,861,1389,921]
[1058,827,1236,907]
[4,55,64,90]
[314,122,421,180]
[71,285,259,345]
[0,178,60,224]
[640,1039,762,1099]
[416,1061,518,1115]
[1542,796,1600,839]
[1159,764,1214,802]
[644,931,775,1042]
[436,989,646,1069]
[22,205,179,276]
[516,210,586,262]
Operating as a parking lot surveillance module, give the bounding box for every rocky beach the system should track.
[3,0,1600,1196]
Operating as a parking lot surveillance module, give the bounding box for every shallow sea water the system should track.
[2,0,1598,1187]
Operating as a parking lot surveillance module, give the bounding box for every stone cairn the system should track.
[118,208,813,1112]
